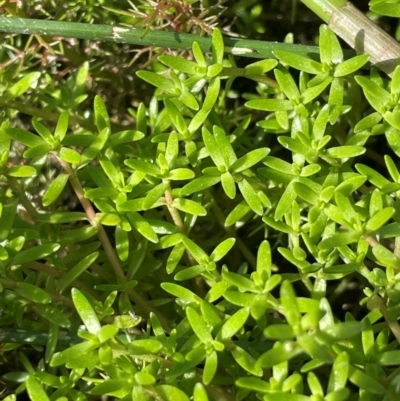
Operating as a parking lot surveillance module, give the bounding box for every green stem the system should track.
[0,16,342,61]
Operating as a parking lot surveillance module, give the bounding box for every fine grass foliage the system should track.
[2,1,400,401]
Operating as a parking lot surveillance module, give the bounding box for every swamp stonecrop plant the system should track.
[3,2,400,400]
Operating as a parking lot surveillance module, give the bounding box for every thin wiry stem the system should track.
[58,159,171,331]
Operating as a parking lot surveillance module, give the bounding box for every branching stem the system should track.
[59,159,171,331]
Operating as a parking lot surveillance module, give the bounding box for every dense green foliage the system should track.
[3,1,400,401]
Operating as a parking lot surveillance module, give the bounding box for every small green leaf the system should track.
[173,198,207,216]
[274,50,323,74]
[318,231,360,250]
[58,252,99,293]
[221,171,236,199]
[212,28,224,64]
[156,385,190,401]
[159,55,198,74]
[293,182,319,204]
[33,304,71,327]
[26,376,50,401]
[210,238,236,261]
[326,146,365,158]
[59,147,82,164]
[34,212,87,224]
[42,173,70,206]
[71,288,101,334]
[214,126,237,165]
[231,148,270,173]
[193,383,209,401]
[193,41,207,67]
[8,72,41,99]
[81,127,110,164]
[203,350,218,385]
[245,99,294,112]
[15,282,51,304]
[319,24,343,65]
[169,168,195,180]
[354,112,382,133]
[182,236,209,264]
[348,365,386,394]
[96,213,121,226]
[238,179,263,216]
[245,59,278,74]
[186,306,213,344]
[54,111,69,142]
[174,265,206,281]
[128,338,162,354]
[202,127,225,167]
[334,54,369,77]
[50,341,95,366]
[161,282,201,302]
[127,212,159,243]
[356,163,390,188]
[10,243,60,265]
[372,243,400,268]
[45,323,59,363]
[275,181,297,220]
[32,119,55,146]
[355,75,391,111]
[5,128,44,147]
[8,165,37,178]
[143,182,169,209]
[115,226,129,261]
[90,379,131,396]
[137,71,176,92]
[94,95,110,131]
[365,207,395,233]
[264,324,294,339]
[280,280,301,328]
[109,130,144,146]
[124,159,161,177]
[180,175,221,196]
[217,308,249,341]
[327,352,349,392]
[232,346,263,376]
[370,2,400,17]
[166,243,186,274]
[188,77,220,133]
[236,376,270,392]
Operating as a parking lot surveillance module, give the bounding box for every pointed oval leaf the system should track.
[71,288,101,334]
[15,282,51,304]
[186,306,213,344]
[217,308,249,341]
[26,376,50,401]
[42,173,70,207]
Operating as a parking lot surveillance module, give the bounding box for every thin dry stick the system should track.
[164,183,197,266]
[59,159,171,331]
